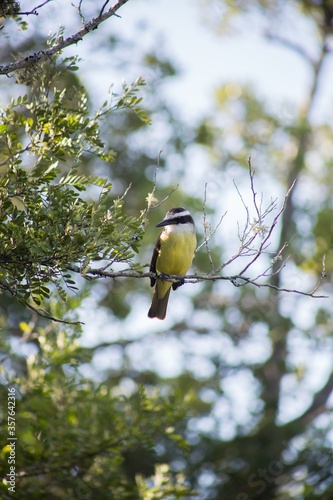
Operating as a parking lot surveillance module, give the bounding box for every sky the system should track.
[76,0,332,123]
[118,0,311,116]
[79,0,315,120]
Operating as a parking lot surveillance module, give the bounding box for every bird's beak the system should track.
[156,218,174,227]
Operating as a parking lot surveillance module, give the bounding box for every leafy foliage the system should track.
[0,321,195,499]
[0,0,19,17]
[0,64,149,311]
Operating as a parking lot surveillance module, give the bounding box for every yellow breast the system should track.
[156,228,196,276]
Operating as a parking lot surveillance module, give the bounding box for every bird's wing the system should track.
[149,237,161,287]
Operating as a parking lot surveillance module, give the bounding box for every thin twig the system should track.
[199,183,215,269]
[248,158,262,225]
[0,145,32,167]
[143,152,179,222]
[72,0,85,24]
[233,178,251,244]
[99,0,111,18]
[25,301,84,325]
[196,183,227,268]
[18,0,53,16]
[237,178,298,276]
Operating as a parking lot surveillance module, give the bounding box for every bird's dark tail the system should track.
[148,288,171,320]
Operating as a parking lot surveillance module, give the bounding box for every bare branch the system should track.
[143,151,162,217]
[143,153,179,222]
[196,182,227,270]
[72,0,85,24]
[67,266,328,299]
[237,178,298,277]
[0,278,83,325]
[233,178,251,244]
[0,0,130,76]
[212,165,278,276]
[145,153,179,212]
[0,149,27,167]
[248,158,262,225]
[99,0,111,18]
[200,183,215,270]
[25,301,84,325]
[18,0,53,16]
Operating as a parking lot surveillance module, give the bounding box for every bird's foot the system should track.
[172,278,185,290]
[158,272,170,281]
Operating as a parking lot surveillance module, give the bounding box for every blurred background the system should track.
[1,0,333,498]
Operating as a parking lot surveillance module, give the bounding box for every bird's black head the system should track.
[156,207,194,227]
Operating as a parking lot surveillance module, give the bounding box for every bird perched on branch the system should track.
[148,207,196,320]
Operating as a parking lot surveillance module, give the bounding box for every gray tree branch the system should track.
[0,0,130,76]
[68,267,328,300]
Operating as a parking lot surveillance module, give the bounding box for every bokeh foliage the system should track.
[0,320,194,499]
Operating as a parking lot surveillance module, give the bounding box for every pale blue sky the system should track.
[83,0,332,122]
